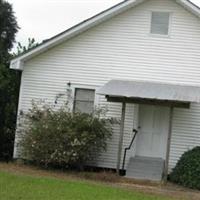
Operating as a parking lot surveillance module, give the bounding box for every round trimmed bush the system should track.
[169,147,200,190]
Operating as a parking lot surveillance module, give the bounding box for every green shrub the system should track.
[169,147,200,190]
[19,103,113,169]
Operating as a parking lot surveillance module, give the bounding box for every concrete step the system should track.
[125,156,165,181]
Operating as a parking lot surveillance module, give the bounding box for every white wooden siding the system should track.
[15,0,200,171]
[169,103,200,170]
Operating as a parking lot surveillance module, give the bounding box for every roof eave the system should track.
[176,0,200,17]
[10,0,145,70]
[9,0,200,71]
[10,60,23,70]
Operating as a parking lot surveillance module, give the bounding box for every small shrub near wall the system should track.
[19,103,113,169]
[169,147,200,190]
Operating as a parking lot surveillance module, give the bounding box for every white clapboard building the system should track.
[10,0,200,181]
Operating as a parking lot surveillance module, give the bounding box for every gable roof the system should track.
[10,0,200,70]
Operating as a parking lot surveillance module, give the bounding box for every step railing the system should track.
[122,129,138,171]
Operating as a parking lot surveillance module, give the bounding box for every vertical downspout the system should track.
[164,106,174,182]
[116,101,126,174]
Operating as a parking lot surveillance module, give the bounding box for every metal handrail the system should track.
[122,129,138,171]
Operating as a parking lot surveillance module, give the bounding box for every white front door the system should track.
[136,105,169,159]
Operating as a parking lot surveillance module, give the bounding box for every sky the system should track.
[7,0,200,49]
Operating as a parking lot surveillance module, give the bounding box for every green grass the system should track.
[0,171,170,200]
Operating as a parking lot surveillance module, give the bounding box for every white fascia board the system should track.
[9,0,145,71]
[10,60,23,70]
[176,0,200,17]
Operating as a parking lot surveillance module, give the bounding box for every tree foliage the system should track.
[14,38,38,56]
[0,63,21,161]
[0,0,18,63]
[0,0,19,161]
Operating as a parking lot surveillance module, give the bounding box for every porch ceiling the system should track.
[97,80,200,107]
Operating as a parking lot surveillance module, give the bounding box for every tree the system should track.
[14,37,38,56]
[0,0,19,161]
[0,0,18,64]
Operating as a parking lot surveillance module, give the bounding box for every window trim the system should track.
[149,10,173,38]
[73,88,95,113]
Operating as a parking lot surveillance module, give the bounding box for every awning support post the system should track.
[116,101,126,174]
[164,106,174,182]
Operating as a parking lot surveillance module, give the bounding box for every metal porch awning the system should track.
[97,80,200,180]
[97,80,200,107]
[97,79,200,178]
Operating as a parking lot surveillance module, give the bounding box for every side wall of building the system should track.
[15,0,200,171]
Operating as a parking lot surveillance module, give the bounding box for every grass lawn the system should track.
[1,163,199,200]
[0,170,171,200]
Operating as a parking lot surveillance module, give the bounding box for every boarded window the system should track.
[74,88,95,114]
[151,12,170,35]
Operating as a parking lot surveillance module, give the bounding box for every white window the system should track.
[151,12,170,35]
[74,88,95,114]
